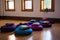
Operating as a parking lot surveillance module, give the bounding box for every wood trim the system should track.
[50,0,54,12]
[0,16,40,21]
[5,0,15,11]
[21,0,33,11]
[40,0,54,12]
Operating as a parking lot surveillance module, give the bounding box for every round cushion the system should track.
[1,23,16,32]
[16,23,27,28]
[30,19,37,22]
[40,23,52,28]
[39,20,50,23]
[6,23,14,26]
[27,19,37,26]
[29,22,43,31]
[19,25,29,30]
[33,22,40,25]
[14,25,33,35]
[39,20,52,28]
[43,21,49,24]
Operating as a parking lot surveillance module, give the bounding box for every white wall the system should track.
[0,0,1,16]
[1,0,60,18]
[0,0,1,12]
[0,0,4,16]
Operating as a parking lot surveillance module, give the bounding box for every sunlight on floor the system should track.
[8,34,16,40]
[27,36,33,40]
[43,29,52,40]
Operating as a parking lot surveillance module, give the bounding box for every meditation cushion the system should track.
[14,25,33,35]
[16,23,28,28]
[30,19,37,22]
[19,25,29,30]
[6,23,14,26]
[40,23,52,28]
[39,20,52,28]
[39,20,49,23]
[43,21,49,24]
[27,19,37,26]
[29,22,43,31]
[1,23,16,32]
[16,19,37,26]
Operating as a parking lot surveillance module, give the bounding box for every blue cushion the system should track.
[40,23,52,28]
[39,20,52,27]
[14,25,33,35]
[27,19,37,26]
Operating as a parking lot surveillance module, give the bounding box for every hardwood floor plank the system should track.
[0,19,60,40]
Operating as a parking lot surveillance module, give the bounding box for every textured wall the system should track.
[0,0,4,16]
[0,0,1,15]
[0,0,60,18]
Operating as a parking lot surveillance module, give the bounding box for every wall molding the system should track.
[0,16,60,23]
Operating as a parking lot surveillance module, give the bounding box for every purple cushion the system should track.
[29,23,43,31]
[1,24,16,32]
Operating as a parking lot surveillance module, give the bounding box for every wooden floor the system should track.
[0,19,60,40]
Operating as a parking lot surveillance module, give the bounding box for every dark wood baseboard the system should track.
[0,16,41,21]
[0,16,60,23]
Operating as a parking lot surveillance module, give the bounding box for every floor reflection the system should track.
[8,34,16,40]
[42,29,52,40]
[27,36,33,40]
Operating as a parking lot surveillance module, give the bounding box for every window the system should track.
[21,0,33,11]
[5,0,15,11]
[40,0,54,12]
